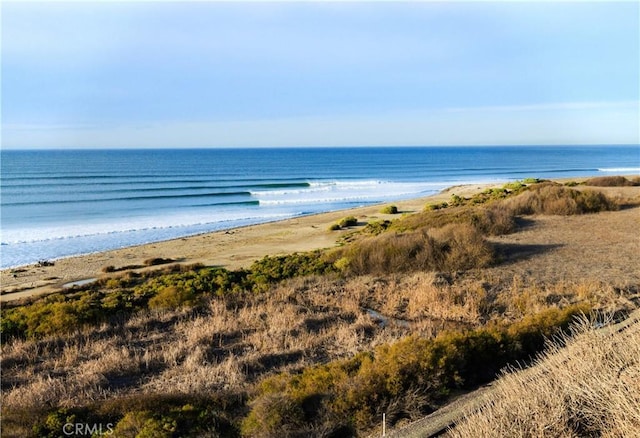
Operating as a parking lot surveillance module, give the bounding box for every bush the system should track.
[506,185,617,215]
[471,205,517,235]
[584,176,638,187]
[144,257,175,266]
[430,223,496,271]
[449,194,465,206]
[380,205,399,214]
[113,411,173,438]
[245,305,590,434]
[363,220,392,235]
[337,223,494,276]
[503,181,528,191]
[1,292,107,339]
[248,252,337,291]
[147,286,198,310]
[393,203,516,236]
[425,202,449,211]
[328,223,342,231]
[1,266,247,340]
[241,393,306,437]
[338,216,358,228]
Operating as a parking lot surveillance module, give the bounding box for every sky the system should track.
[1,1,639,149]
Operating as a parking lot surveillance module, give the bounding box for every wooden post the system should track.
[383,412,386,436]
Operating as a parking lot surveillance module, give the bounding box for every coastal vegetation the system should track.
[380,205,399,214]
[1,179,638,437]
[448,314,640,437]
[583,175,640,187]
[329,216,359,230]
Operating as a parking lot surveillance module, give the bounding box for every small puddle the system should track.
[62,278,97,288]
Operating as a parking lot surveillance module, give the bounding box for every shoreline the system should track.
[1,182,495,302]
[0,176,633,303]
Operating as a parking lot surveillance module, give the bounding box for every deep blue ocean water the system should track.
[1,146,639,268]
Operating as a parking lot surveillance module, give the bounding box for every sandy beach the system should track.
[2,178,637,303]
[1,183,495,302]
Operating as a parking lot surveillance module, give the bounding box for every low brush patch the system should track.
[505,184,617,215]
[583,176,639,187]
[335,223,495,276]
[242,305,590,436]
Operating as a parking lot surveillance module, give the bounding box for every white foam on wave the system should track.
[1,211,298,268]
[251,180,448,205]
[1,178,487,268]
[250,180,386,197]
[598,167,640,172]
[2,210,291,245]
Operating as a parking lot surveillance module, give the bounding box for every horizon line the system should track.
[2,144,639,152]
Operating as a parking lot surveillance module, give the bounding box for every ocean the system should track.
[1,145,639,268]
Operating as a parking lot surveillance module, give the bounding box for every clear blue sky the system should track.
[2,1,639,149]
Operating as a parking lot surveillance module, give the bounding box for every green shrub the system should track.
[0,292,107,339]
[470,188,508,205]
[380,205,399,214]
[134,266,249,300]
[424,202,448,211]
[362,220,391,235]
[241,393,305,437]
[449,194,465,206]
[328,223,342,231]
[503,181,528,191]
[338,216,358,228]
[113,411,174,438]
[32,408,78,438]
[248,252,337,292]
[1,266,249,340]
[147,286,198,310]
[245,304,590,434]
[1,257,341,340]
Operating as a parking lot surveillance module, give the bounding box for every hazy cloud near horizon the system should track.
[2,1,639,149]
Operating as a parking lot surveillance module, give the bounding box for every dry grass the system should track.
[2,185,638,436]
[584,176,639,187]
[447,313,640,438]
[1,277,429,416]
[3,274,634,426]
[338,223,494,276]
[505,184,617,215]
